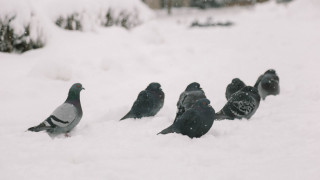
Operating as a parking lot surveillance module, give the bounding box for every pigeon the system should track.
[225,78,246,100]
[215,86,260,120]
[28,83,84,135]
[174,82,207,121]
[158,98,215,138]
[254,69,280,100]
[120,82,164,120]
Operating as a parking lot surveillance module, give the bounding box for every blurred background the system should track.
[1,0,320,180]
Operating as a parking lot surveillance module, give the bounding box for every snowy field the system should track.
[1,0,320,179]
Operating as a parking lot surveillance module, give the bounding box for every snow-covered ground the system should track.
[1,0,320,179]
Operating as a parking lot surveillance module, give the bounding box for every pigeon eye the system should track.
[76,85,80,88]
[202,102,206,105]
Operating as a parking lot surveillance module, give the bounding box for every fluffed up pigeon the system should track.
[158,98,215,138]
[254,69,280,100]
[120,82,164,120]
[215,86,260,120]
[174,82,206,122]
[225,78,246,100]
[28,83,84,135]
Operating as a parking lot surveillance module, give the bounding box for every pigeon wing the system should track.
[132,91,152,114]
[175,110,203,136]
[177,92,187,107]
[175,110,198,128]
[49,103,77,127]
[231,96,256,117]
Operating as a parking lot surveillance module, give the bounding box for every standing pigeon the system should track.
[158,98,215,138]
[215,86,260,120]
[254,69,280,100]
[28,83,84,135]
[174,82,206,121]
[120,82,164,120]
[225,78,246,100]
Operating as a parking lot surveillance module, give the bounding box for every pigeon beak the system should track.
[82,87,85,90]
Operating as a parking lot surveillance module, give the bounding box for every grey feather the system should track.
[254,69,280,100]
[215,86,260,120]
[50,103,77,127]
[28,83,84,135]
[120,82,164,120]
[174,82,206,121]
[159,98,215,138]
[47,103,82,134]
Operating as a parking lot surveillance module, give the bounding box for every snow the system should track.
[37,0,153,30]
[1,0,320,179]
[0,0,152,49]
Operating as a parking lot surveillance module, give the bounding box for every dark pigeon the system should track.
[254,69,280,100]
[28,83,84,135]
[158,98,215,138]
[120,82,164,120]
[225,78,246,100]
[215,86,260,120]
[174,82,206,122]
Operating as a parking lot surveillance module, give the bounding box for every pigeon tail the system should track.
[120,111,136,121]
[157,125,176,135]
[214,111,233,120]
[28,122,52,132]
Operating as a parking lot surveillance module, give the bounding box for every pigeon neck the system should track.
[66,91,80,103]
[148,89,159,95]
[194,106,205,112]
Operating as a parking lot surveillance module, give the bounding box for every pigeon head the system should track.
[265,69,276,75]
[70,83,85,92]
[261,77,279,91]
[66,83,84,101]
[146,82,162,91]
[194,98,211,109]
[231,78,245,89]
[185,82,201,91]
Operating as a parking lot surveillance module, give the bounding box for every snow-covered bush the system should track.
[54,8,141,31]
[0,0,46,53]
[55,13,82,31]
[221,0,257,6]
[0,0,152,53]
[46,0,153,31]
[214,0,269,7]
[101,8,141,29]
[276,0,293,4]
[99,0,153,29]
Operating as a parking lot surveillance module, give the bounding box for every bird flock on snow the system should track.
[28,69,280,138]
